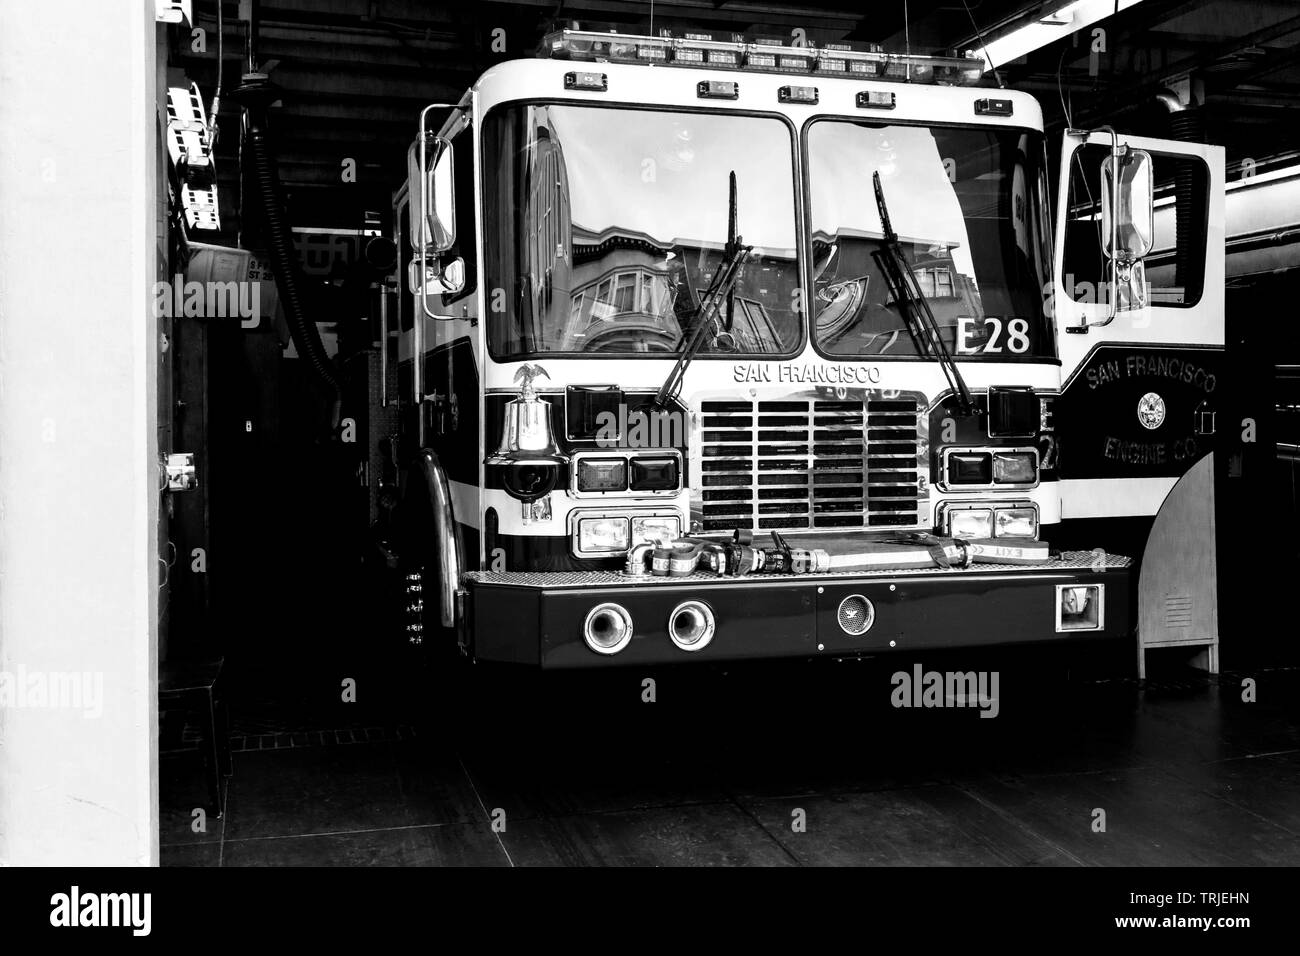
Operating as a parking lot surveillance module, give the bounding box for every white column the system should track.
[0,0,159,865]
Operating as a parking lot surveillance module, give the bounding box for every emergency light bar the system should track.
[540,28,986,86]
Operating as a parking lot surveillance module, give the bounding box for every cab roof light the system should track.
[817,42,885,76]
[779,85,819,104]
[975,97,1014,116]
[564,71,608,92]
[538,28,987,86]
[941,56,988,86]
[608,36,669,62]
[697,79,739,100]
[774,50,814,72]
[856,90,896,110]
[672,36,740,67]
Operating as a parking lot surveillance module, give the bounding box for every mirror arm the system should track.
[415,102,457,411]
[1093,125,1121,328]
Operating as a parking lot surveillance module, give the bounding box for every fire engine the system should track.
[381,26,1224,669]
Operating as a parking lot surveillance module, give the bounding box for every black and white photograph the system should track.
[0,0,1296,933]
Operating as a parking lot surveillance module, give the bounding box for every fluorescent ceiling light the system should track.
[976,0,1147,70]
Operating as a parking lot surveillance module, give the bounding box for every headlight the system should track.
[577,457,627,492]
[942,448,1038,489]
[577,515,630,553]
[630,455,680,492]
[947,452,992,485]
[632,514,681,545]
[994,506,1037,538]
[993,452,1037,485]
[947,508,993,539]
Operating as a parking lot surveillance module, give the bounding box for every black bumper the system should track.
[462,552,1133,669]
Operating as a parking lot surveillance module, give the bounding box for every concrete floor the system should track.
[160,648,1300,866]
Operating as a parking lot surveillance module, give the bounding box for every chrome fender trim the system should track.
[416,448,464,629]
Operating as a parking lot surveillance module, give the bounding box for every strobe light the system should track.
[668,601,715,652]
[583,603,634,655]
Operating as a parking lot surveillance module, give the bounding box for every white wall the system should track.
[0,0,159,865]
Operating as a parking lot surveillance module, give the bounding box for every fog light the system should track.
[947,508,993,539]
[993,451,1037,485]
[994,506,1037,538]
[668,601,715,651]
[584,603,633,654]
[577,516,630,554]
[1056,584,1104,632]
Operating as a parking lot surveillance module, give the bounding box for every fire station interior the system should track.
[155,0,1300,866]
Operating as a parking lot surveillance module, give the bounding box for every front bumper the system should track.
[461,551,1132,668]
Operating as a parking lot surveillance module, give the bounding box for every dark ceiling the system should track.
[170,0,1300,235]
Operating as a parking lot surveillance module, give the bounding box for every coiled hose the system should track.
[1167,106,1206,295]
[230,74,340,396]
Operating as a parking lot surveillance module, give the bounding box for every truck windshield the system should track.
[483,104,802,359]
[807,120,1054,360]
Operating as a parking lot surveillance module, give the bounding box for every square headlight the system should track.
[947,452,992,486]
[630,456,680,492]
[947,508,993,539]
[577,516,630,554]
[631,514,681,545]
[993,451,1037,485]
[994,506,1037,538]
[577,457,628,493]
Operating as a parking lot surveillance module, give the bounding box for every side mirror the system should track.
[408,255,466,298]
[1100,148,1154,262]
[407,133,456,255]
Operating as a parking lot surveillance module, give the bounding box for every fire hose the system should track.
[625,529,1051,578]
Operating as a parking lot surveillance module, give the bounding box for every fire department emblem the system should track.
[1136,392,1166,430]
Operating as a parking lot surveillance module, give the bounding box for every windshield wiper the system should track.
[654,170,752,408]
[870,171,975,416]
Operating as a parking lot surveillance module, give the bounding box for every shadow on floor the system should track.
[161,647,1300,867]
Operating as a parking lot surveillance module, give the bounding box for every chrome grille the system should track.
[698,398,924,533]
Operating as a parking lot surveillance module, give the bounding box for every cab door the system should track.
[1052,130,1225,520]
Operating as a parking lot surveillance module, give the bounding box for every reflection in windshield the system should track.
[484,105,802,358]
[808,122,1054,359]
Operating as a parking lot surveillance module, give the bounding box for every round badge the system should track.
[1137,392,1165,430]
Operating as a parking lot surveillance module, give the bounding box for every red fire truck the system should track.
[383,27,1224,669]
